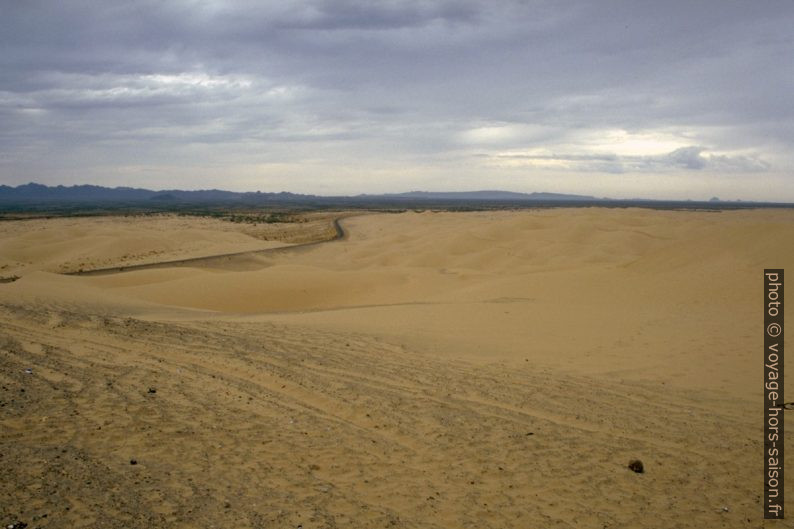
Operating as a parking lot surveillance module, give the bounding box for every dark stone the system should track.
[147,388,156,394]
[130,459,137,465]
[628,459,644,473]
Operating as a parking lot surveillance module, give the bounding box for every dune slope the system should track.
[0,304,760,528]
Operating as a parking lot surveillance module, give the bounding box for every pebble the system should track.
[130,459,138,465]
[628,459,644,473]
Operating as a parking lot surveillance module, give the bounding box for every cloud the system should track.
[271,0,481,30]
[486,146,771,174]
[664,146,707,170]
[0,1,792,198]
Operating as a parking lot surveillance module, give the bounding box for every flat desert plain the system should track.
[1,208,792,528]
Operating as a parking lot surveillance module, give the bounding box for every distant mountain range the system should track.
[0,183,787,209]
[376,190,596,200]
[0,183,302,204]
[0,183,597,205]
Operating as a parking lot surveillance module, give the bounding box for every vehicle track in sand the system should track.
[0,302,761,529]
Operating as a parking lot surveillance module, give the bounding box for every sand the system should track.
[1,208,792,528]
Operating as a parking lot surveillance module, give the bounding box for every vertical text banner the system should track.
[765,269,784,519]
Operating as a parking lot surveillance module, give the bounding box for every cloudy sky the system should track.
[1,1,793,199]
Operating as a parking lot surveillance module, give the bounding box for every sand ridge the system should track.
[0,212,345,277]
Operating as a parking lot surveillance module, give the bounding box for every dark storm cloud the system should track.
[0,1,792,198]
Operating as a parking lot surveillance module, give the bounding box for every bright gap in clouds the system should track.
[593,130,689,157]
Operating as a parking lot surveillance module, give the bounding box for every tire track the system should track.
[0,304,763,529]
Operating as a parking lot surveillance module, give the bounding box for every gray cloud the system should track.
[0,1,792,199]
[665,147,708,171]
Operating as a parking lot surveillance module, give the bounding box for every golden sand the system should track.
[1,208,791,527]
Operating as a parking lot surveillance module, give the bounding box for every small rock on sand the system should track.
[628,459,644,473]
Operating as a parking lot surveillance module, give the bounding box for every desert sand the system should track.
[1,208,792,528]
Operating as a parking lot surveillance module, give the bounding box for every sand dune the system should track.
[70,209,794,395]
[0,214,294,276]
[1,208,792,527]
